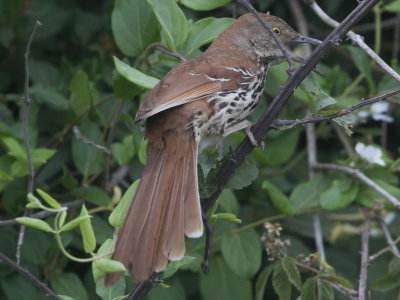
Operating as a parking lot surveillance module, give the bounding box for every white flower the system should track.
[370,101,393,122]
[355,142,385,166]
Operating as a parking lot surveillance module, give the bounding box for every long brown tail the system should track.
[105,128,203,285]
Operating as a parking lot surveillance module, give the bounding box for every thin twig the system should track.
[237,0,297,74]
[313,163,400,208]
[331,123,354,156]
[274,88,400,128]
[306,0,400,82]
[0,199,84,227]
[369,236,400,261]
[17,20,42,264]
[359,214,372,300]
[73,126,111,154]
[377,216,400,257]
[0,251,62,300]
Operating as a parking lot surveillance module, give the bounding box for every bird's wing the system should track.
[135,59,257,121]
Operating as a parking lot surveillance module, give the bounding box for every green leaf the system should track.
[32,148,56,167]
[300,76,336,112]
[50,273,89,300]
[111,0,159,57]
[80,186,111,206]
[200,256,252,300]
[319,281,334,300]
[16,217,54,233]
[109,180,140,227]
[37,188,61,208]
[92,239,115,282]
[218,189,240,215]
[301,278,317,300]
[227,157,258,190]
[69,70,98,116]
[347,46,375,92]
[96,277,126,300]
[111,134,135,165]
[255,263,277,300]
[372,257,400,291]
[163,256,197,279]
[263,128,301,167]
[212,213,241,223]
[221,229,262,279]
[272,263,292,300]
[384,0,400,12]
[1,136,25,160]
[185,17,234,54]
[58,211,67,229]
[320,179,358,210]
[95,258,126,273]
[59,296,75,300]
[114,56,159,89]
[262,181,297,215]
[180,0,231,10]
[290,173,330,210]
[146,0,188,50]
[61,215,92,232]
[282,256,302,291]
[31,85,69,111]
[79,205,96,253]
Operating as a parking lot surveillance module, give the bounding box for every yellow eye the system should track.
[272,27,281,36]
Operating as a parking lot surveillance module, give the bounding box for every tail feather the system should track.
[105,131,202,286]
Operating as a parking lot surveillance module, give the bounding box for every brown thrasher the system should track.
[105,13,320,285]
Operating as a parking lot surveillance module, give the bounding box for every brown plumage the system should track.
[105,13,321,285]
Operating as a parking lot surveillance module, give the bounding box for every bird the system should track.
[105,13,321,286]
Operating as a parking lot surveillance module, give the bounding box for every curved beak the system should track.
[292,35,322,46]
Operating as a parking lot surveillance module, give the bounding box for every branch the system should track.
[377,216,400,258]
[18,20,42,264]
[358,214,372,300]
[313,163,400,208]
[0,251,61,300]
[0,199,84,227]
[201,0,382,212]
[274,88,400,127]
[73,126,111,154]
[306,0,400,83]
[369,236,400,261]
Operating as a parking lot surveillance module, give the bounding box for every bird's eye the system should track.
[272,27,281,36]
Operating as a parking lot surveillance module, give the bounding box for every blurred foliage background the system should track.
[1,0,400,299]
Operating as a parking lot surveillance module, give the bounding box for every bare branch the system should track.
[18,20,42,264]
[274,88,400,127]
[73,126,111,154]
[0,251,62,300]
[369,236,400,261]
[306,0,400,82]
[313,163,400,208]
[359,214,372,300]
[377,216,400,258]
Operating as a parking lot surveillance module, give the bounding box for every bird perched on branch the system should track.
[105,13,321,285]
